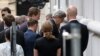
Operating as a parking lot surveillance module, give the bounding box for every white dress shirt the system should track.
[0,41,24,56]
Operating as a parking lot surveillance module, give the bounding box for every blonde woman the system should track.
[34,21,61,56]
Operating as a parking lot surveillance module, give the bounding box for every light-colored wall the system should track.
[38,3,50,30]
[0,0,16,20]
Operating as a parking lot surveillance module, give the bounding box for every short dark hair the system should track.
[1,7,11,14]
[3,14,15,27]
[28,18,38,26]
[28,7,40,17]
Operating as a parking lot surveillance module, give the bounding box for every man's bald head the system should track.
[67,5,77,17]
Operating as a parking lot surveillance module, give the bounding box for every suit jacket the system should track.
[19,22,28,33]
[0,21,4,32]
[60,20,89,56]
[50,19,60,38]
[0,28,25,50]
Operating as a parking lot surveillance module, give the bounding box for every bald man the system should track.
[60,5,89,56]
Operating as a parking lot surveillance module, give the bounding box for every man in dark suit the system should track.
[0,7,11,32]
[60,5,89,56]
[40,10,66,38]
[0,14,25,52]
[0,14,15,43]
[19,7,40,33]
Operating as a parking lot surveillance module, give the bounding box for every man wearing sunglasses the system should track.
[0,7,11,32]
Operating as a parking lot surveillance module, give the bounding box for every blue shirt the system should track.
[24,29,38,56]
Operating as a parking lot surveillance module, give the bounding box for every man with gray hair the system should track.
[46,10,66,38]
[40,10,66,38]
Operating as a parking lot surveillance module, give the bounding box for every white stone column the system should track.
[60,0,68,12]
[82,0,100,56]
[92,0,100,56]
[83,0,94,19]
[50,0,56,14]
[94,0,100,21]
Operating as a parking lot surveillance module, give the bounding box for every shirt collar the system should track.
[4,23,9,29]
[68,19,77,22]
